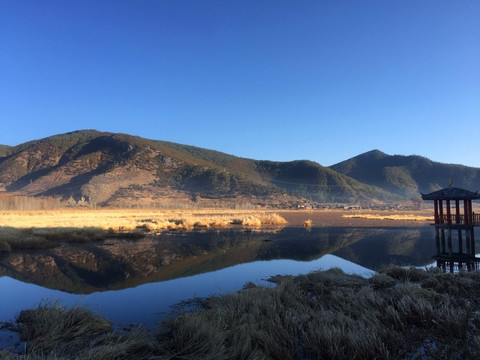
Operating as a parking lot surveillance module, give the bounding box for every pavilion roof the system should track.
[421,187,480,200]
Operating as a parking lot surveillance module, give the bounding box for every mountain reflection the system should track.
[0,226,443,294]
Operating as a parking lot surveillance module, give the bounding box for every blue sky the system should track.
[1,0,479,167]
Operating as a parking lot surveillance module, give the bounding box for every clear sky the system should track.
[1,0,479,167]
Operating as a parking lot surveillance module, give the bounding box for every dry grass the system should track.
[304,219,312,227]
[0,209,288,231]
[342,213,432,222]
[3,302,156,359]
[0,209,287,251]
[158,268,480,359]
[3,268,480,359]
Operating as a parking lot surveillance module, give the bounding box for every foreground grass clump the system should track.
[4,267,480,359]
[2,303,156,359]
[161,268,480,359]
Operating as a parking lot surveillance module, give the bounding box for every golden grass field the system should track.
[0,208,434,251]
[0,208,434,231]
[342,213,432,221]
[0,209,286,251]
[0,208,288,231]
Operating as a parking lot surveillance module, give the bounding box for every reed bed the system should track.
[0,209,288,231]
[3,267,480,359]
[342,213,432,222]
[0,209,287,251]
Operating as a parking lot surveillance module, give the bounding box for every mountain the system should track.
[3,131,476,206]
[330,150,480,198]
[0,145,11,157]
[253,160,395,203]
[0,130,395,206]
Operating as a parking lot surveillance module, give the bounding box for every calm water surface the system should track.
[1,225,477,329]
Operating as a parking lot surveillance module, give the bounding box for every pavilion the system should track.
[421,187,480,272]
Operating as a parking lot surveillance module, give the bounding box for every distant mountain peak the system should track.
[330,149,480,198]
[358,149,388,159]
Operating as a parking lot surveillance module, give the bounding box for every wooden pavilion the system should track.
[421,187,480,272]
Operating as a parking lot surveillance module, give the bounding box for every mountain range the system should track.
[0,130,479,207]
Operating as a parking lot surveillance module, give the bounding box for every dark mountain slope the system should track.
[254,160,396,203]
[330,150,480,197]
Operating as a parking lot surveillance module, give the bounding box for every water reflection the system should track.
[432,226,480,272]
[0,255,373,329]
[1,225,478,327]
[0,227,437,294]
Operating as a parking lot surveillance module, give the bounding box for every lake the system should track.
[2,222,471,334]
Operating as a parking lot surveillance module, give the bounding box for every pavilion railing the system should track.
[434,213,480,225]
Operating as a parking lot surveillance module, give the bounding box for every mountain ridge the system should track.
[330,150,480,198]
[1,130,478,207]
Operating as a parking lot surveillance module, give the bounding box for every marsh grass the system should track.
[342,213,432,222]
[4,303,156,359]
[0,209,287,250]
[0,209,287,230]
[159,268,480,359]
[4,268,480,359]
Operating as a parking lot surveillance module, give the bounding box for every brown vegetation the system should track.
[1,302,155,359]
[0,209,287,251]
[2,267,480,359]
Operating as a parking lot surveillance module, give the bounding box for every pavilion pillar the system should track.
[434,200,439,224]
[464,200,470,225]
[467,200,471,224]
[446,200,452,225]
[439,200,444,223]
[469,200,473,224]
[455,200,460,223]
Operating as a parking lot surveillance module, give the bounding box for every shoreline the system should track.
[0,209,432,252]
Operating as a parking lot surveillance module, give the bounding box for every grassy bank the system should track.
[2,267,480,359]
[0,209,287,251]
